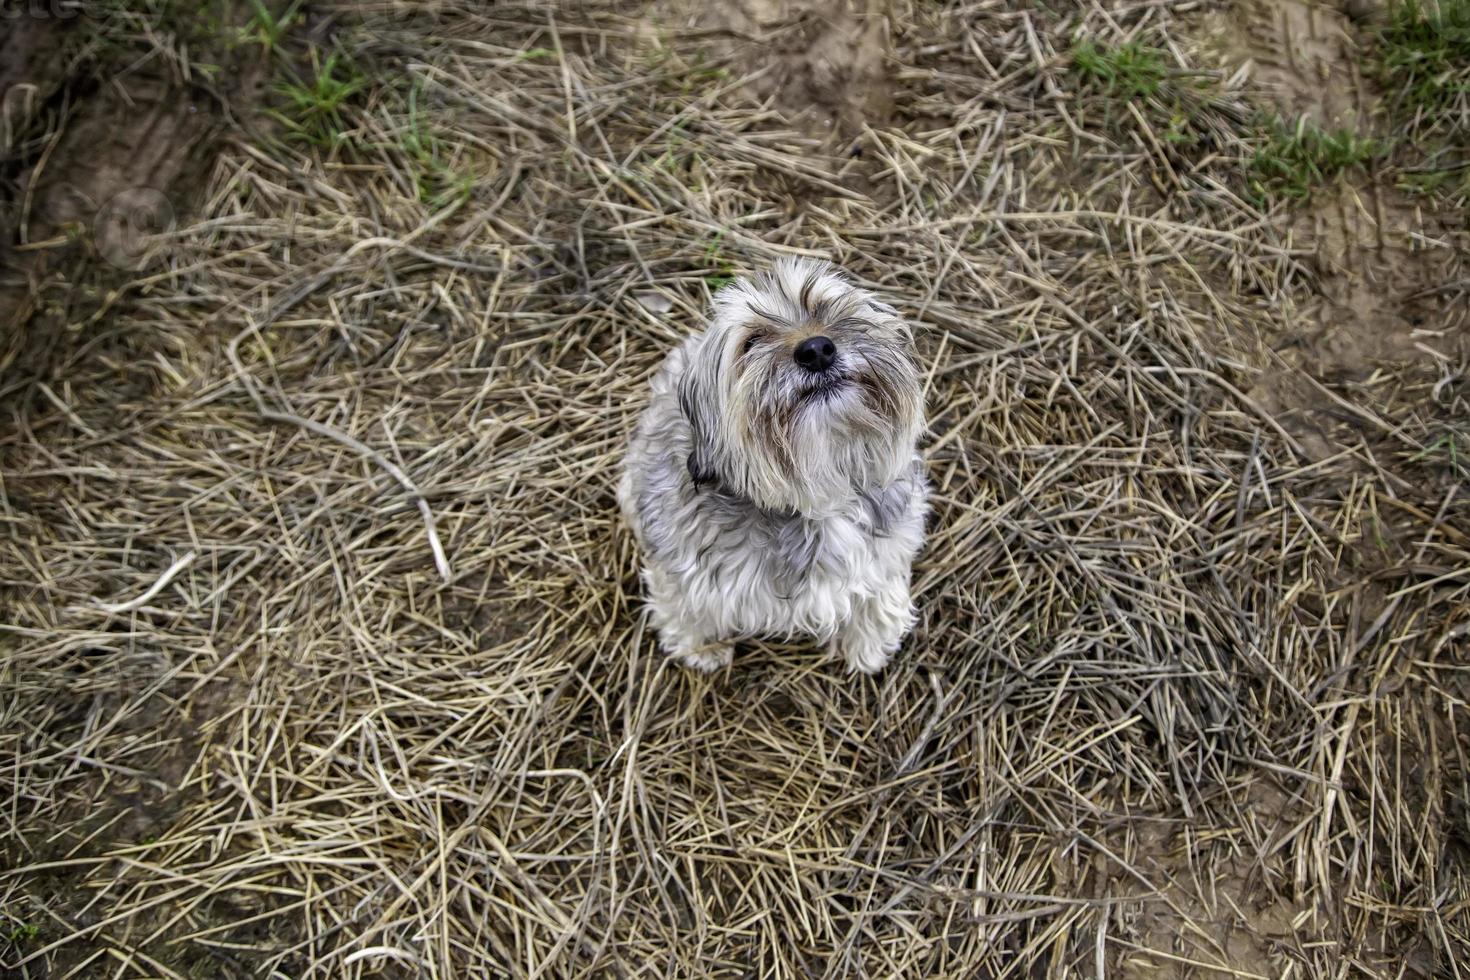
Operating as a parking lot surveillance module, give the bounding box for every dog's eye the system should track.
[742,334,765,355]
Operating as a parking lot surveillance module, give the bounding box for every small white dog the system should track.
[618,258,928,673]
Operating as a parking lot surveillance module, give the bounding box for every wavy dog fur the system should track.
[619,258,928,673]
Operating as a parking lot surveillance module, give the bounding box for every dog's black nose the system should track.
[794,336,837,373]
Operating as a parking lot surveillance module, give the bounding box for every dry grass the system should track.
[2,1,1467,978]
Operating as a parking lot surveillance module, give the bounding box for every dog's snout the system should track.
[794,336,837,373]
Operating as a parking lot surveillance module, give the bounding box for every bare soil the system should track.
[1206,0,1467,410]
[651,0,894,138]
[0,4,269,383]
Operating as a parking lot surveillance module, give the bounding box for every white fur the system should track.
[619,259,928,673]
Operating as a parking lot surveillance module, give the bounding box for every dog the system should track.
[618,258,928,673]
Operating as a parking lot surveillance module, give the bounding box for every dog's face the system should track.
[679,258,923,515]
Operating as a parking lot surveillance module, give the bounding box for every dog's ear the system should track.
[677,370,718,489]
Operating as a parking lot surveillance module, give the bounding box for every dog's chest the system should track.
[712,507,902,637]
[756,495,911,603]
[658,477,923,637]
[767,513,869,587]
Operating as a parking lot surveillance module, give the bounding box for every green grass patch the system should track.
[1248,119,1382,201]
[1070,39,1170,100]
[1067,38,1227,151]
[1376,0,1470,119]
[4,921,39,949]
[271,50,367,148]
[1399,163,1470,198]
[396,79,472,207]
[244,0,303,55]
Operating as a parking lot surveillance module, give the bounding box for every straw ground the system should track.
[1,1,1467,977]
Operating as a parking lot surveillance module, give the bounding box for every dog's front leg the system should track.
[659,622,734,672]
[645,568,733,672]
[831,579,915,674]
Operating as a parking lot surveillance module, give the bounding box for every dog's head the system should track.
[678,258,923,515]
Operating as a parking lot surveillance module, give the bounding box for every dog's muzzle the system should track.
[794,336,837,373]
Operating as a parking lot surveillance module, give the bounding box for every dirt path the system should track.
[1207,0,1466,416]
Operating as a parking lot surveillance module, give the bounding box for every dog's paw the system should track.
[830,638,893,675]
[673,643,733,673]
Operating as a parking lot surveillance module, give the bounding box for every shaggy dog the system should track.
[619,258,928,673]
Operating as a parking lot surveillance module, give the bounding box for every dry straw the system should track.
[2,1,1466,978]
